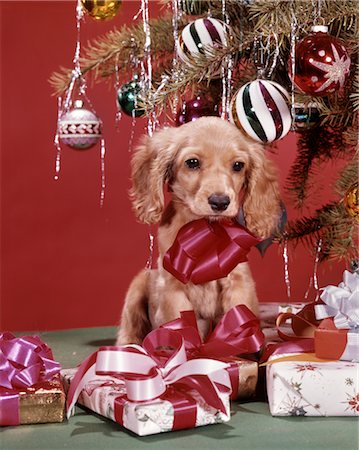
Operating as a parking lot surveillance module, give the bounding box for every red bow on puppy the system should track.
[163,218,261,285]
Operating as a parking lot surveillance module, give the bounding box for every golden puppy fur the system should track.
[117,117,280,344]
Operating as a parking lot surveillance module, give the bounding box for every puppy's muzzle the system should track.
[208,194,230,212]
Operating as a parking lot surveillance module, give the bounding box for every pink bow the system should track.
[0,332,61,426]
[163,219,261,284]
[66,328,231,430]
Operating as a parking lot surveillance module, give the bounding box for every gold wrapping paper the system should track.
[17,374,66,424]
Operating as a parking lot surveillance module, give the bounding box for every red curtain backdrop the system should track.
[0,1,345,332]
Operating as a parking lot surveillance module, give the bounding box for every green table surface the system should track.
[1,326,358,450]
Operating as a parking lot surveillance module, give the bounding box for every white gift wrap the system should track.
[267,355,359,417]
[62,369,230,436]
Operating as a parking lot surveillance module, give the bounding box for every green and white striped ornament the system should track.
[229,79,292,143]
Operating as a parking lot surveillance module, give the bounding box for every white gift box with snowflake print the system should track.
[62,368,230,436]
[267,354,359,416]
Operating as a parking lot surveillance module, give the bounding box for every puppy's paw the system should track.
[115,329,143,346]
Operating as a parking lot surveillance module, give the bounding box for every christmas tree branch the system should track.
[286,126,356,208]
[50,13,181,95]
[278,202,357,261]
[281,156,358,261]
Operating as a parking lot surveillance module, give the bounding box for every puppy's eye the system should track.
[185,158,200,170]
[232,161,244,172]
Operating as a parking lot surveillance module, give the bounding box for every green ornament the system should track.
[293,103,320,131]
[117,79,145,118]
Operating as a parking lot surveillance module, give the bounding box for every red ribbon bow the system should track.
[163,219,261,284]
[0,332,61,426]
[161,305,264,358]
[160,305,264,399]
[67,328,232,431]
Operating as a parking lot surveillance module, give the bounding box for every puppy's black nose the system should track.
[208,194,230,212]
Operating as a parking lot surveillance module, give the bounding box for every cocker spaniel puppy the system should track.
[117,117,280,344]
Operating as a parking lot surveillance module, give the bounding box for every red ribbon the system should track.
[160,305,264,399]
[0,332,61,426]
[163,219,261,284]
[66,328,231,432]
[114,386,197,431]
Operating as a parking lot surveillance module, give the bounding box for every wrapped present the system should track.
[0,332,65,426]
[159,305,264,399]
[315,271,359,362]
[266,353,359,417]
[65,327,232,436]
[62,368,230,436]
[315,318,359,361]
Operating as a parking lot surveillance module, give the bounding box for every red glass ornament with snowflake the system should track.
[291,25,351,96]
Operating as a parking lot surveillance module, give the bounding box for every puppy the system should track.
[117,117,280,344]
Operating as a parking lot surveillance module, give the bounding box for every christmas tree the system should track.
[51,0,358,265]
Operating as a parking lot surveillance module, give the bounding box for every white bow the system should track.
[315,271,359,330]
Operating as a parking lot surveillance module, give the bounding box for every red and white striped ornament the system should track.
[229,79,292,144]
[177,18,227,65]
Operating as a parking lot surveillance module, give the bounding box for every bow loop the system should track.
[159,312,203,350]
[315,271,359,330]
[11,364,42,390]
[342,270,359,292]
[142,328,187,375]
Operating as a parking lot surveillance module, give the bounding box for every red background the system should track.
[0,1,346,333]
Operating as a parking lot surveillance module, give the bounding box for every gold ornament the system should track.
[81,0,122,21]
[344,183,359,219]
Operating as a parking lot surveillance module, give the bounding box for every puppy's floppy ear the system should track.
[130,127,180,224]
[242,144,281,239]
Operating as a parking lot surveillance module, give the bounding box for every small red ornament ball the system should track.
[176,96,219,126]
[292,26,351,96]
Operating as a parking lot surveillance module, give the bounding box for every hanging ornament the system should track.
[81,0,122,21]
[117,78,145,118]
[176,95,219,126]
[229,79,292,143]
[58,100,102,150]
[344,183,359,219]
[293,102,321,130]
[177,18,227,65]
[180,0,210,16]
[291,25,351,96]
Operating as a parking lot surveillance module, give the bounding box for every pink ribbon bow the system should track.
[0,332,61,426]
[67,328,231,431]
[163,218,261,284]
